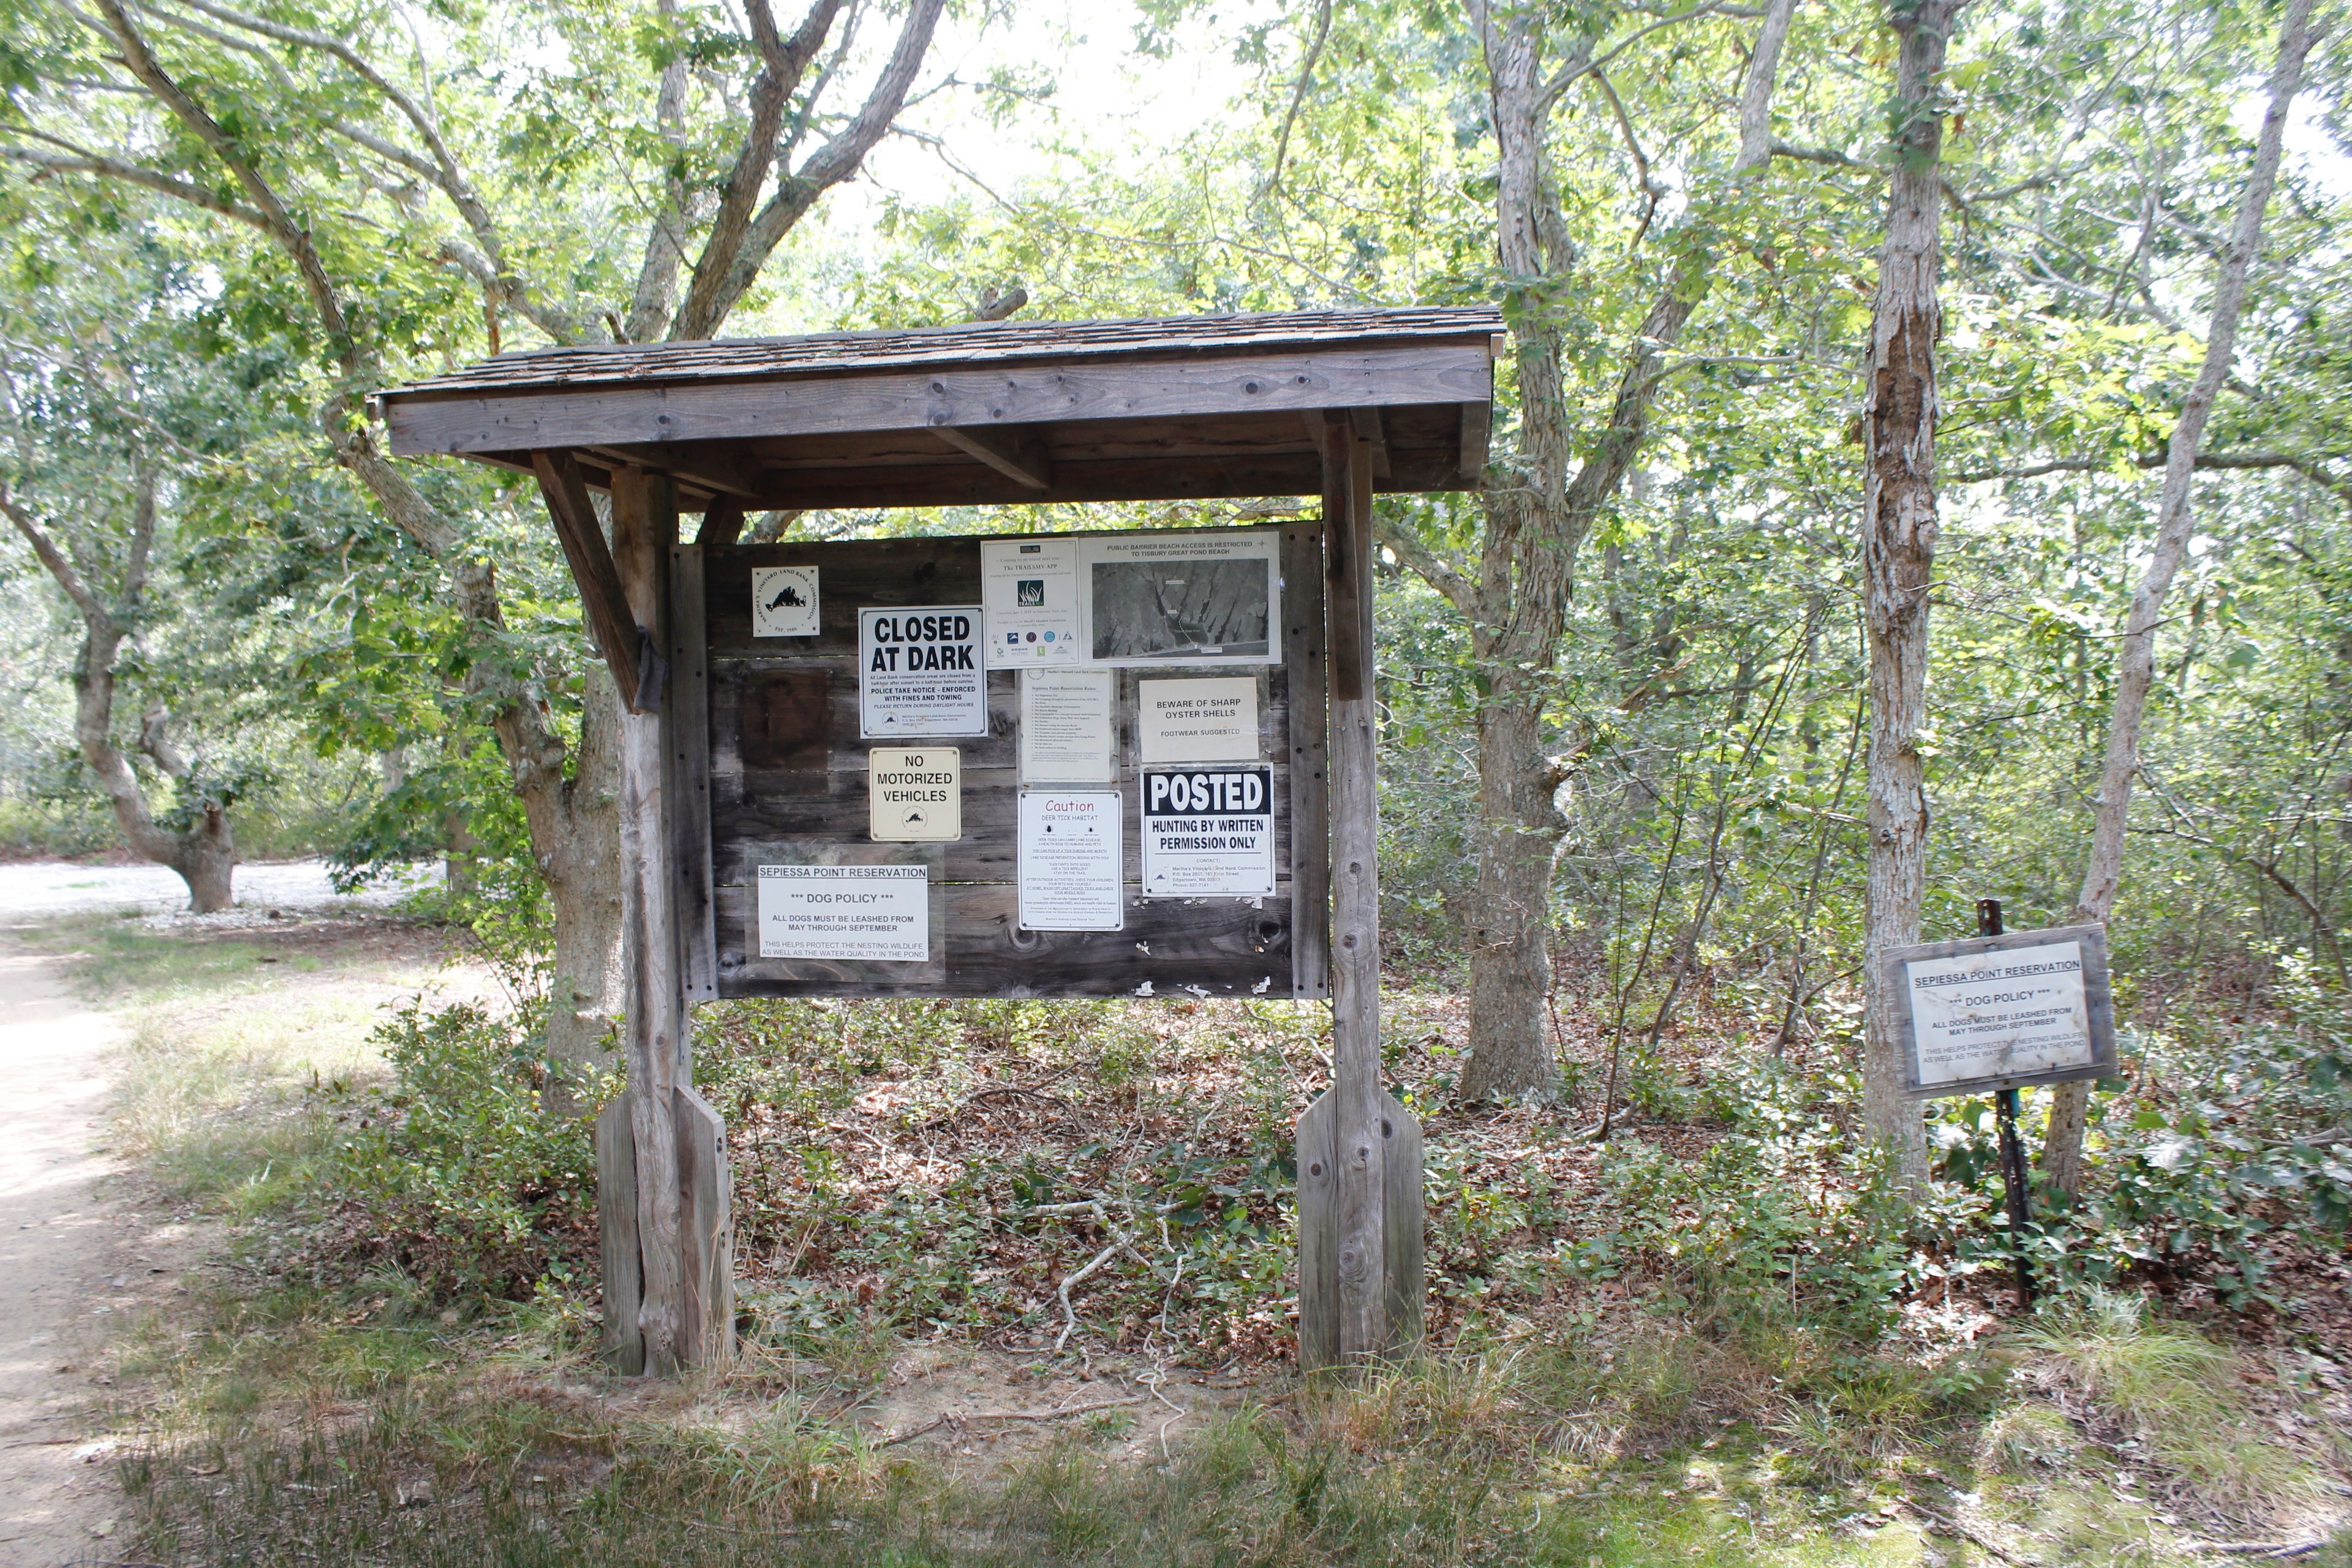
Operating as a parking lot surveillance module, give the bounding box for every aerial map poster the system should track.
[1082,530,1280,666]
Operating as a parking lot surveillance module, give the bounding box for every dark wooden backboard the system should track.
[677,524,1331,1000]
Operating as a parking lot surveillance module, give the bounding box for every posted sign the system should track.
[1140,766,1275,897]
[1884,924,2117,1098]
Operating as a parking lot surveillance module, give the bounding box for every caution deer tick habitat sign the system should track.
[1883,923,2117,1098]
[869,747,961,841]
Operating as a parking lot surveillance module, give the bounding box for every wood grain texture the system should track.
[1283,522,1331,999]
[611,471,687,1374]
[1381,1087,1425,1352]
[387,344,1492,456]
[670,545,718,1003]
[594,1092,644,1376]
[932,423,1051,489]
[675,1086,736,1370]
[1294,1090,1338,1371]
[714,878,1292,999]
[1321,422,1392,1366]
[534,450,643,704]
[735,449,1469,510]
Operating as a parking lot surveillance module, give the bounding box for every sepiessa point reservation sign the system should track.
[1882,924,2119,1099]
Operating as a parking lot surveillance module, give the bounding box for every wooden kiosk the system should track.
[375,307,1500,1373]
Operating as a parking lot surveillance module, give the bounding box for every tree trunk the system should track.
[538,671,626,1106]
[2044,0,2320,1197]
[2,473,241,915]
[1459,682,1561,1099]
[173,801,238,913]
[1858,0,1959,1182]
[1435,0,1798,1102]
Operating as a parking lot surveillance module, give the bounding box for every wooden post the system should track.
[594,1091,644,1374]
[1295,420,1423,1369]
[608,464,691,1373]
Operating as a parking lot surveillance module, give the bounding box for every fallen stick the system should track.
[2188,1543,2328,1561]
[1898,1500,2034,1566]
[878,1393,1144,1447]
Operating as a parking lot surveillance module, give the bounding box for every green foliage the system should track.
[316,1000,605,1302]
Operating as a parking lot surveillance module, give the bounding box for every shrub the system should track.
[317,1000,605,1302]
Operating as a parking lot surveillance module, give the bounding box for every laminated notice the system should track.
[758,864,930,962]
[859,606,986,738]
[1017,790,1123,931]
[1140,766,1274,897]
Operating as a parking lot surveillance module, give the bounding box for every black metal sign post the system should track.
[1977,898,2035,1307]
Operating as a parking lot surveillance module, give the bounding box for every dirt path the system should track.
[0,948,201,1565]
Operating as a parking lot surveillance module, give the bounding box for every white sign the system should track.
[758,863,930,962]
[1020,669,1116,783]
[858,606,987,739]
[1140,767,1274,897]
[982,538,1082,668]
[1083,529,1280,666]
[1137,677,1259,764]
[751,566,820,637]
[1891,927,2114,1095]
[868,747,960,841]
[1018,790,1123,931]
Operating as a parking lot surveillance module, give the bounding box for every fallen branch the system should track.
[1898,1500,2035,1566]
[878,1393,1144,1447]
[2188,1544,2329,1561]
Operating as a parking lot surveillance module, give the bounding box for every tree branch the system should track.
[0,140,271,232]
[673,0,943,339]
[671,0,842,342]
[1953,448,2352,508]
[88,0,354,355]
[1373,511,1478,617]
[0,478,109,627]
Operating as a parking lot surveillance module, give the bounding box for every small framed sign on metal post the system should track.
[1883,915,2118,1099]
[1883,902,2118,1305]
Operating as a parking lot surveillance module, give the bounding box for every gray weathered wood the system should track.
[1882,922,2118,1098]
[712,877,1292,999]
[594,1091,644,1376]
[669,543,718,1003]
[1458,401,1491,483]
[388,343,1494,456]
[1323,421,1388,1366]
[932,423,1051,489]
[534,449,643,705]
[1294,1090,1338,1371]
[674,1085,736,1369]
[610,465,687,1374]
[1381,1087,1423,1351]
[1283,522,1330,1000]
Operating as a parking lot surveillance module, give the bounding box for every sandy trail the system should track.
[0,947,167,1564]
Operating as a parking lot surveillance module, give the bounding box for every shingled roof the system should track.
[381,306,1503,399]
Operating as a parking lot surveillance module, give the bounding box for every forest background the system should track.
[1,0,2351,1558]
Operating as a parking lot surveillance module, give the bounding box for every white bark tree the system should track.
[1858,0,1962,1180]
[2041,0,2323,1196]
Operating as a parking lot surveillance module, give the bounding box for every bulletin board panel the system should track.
[676,524,1332,1001]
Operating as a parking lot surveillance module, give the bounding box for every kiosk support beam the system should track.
[600,466,735,1373]
[1296,420,1423,1369]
